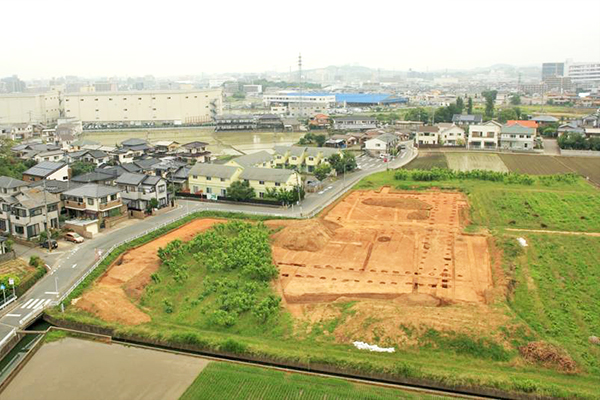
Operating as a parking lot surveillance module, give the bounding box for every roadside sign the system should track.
[8,279,14,286]
[0,284,5,290]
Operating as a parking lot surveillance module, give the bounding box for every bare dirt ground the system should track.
[271,188,507,342]
[272,188,493,306]
[74,219,221,325]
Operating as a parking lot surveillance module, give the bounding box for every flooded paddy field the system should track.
[2,337,208,400]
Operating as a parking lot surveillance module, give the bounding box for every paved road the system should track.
[0,143,417,346]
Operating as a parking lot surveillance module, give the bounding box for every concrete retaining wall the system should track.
[559,149,600,157]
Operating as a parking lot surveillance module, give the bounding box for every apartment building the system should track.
[332,116,378,131]
[188,164,242,196]
[63,89,222,125]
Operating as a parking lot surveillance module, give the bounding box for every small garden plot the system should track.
[446,153,509,172]
[498,154,572,175]
[405,152,448,170]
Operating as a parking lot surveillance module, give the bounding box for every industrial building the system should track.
[0,91,61,124]
[63,89,222,125]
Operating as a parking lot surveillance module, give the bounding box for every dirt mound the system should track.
[362,197,432,210]
[272,219,341,252]
[75,286,151,325]
[395,292,442,307]
[519,341,577,373]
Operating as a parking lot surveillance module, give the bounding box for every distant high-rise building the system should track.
[565,59,600,83]
[0,75,26,93]
[542,62,564,80]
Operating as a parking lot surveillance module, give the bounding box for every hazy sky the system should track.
[3,0,600,79]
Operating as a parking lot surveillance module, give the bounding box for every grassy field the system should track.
[47,174,600,398]
[558,157,600,186]
[180,362,444,400]
[507,234,600,374]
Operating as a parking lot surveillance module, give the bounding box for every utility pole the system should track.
[43,179,52,252]
[298,53,303,120]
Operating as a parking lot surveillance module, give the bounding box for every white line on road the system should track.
[21,299,35,309]
[45,292,59,295]
[72,263,78,268]
[6,314,21,317]
[39,299,51,308]
[26,299,44,309]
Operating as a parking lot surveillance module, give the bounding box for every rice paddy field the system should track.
[410,152,600,186]
[180,362,447,400]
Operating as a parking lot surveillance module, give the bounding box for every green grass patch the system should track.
[44,330,67,343]
[180,361,446,400]
[405,153,449,170]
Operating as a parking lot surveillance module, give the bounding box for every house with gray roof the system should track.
[62,184,126,226]
[227,150,274,168]
[22,161,69,183]
[452,114,483,125]
[500,124,536,151]
[188,164,243,197]
[177,141,211,163]
[116,172,168,211]
[67,149,111,166]
[0,176,28,196]
[71,171,116,185]
[239,167,300,199]
[0,186,60,240]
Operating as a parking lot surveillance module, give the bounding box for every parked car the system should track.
[40,239,58,249]
[65,232,84,243]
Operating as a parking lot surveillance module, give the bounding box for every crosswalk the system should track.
[356,154,388,170]
[20,298,52,310]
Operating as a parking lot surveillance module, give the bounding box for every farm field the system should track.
[497,154,572,175]
[180,362,443,400]
[444,152,509,172]
[404,152,448,170]
[47,174,600,398]
[409,152,600,187]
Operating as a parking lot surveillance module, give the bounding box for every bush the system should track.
[29,256,43,268]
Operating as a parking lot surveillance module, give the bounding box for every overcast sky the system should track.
[3,0,600,80]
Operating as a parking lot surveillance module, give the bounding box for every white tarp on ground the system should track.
[353,341,395,353]
[517,237,528,247]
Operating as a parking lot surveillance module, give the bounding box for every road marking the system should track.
[22,299,35,308]
[45,292,59,295]
[26,299,44,309]
[40,299,51,308]
[72,263,78,268]
[6,314,21,317]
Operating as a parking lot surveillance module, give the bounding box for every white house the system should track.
[468,121,502,150]
[438,124,465,146]
[416,126,440,145]
[364,133,399,156]
[22,161,69,182]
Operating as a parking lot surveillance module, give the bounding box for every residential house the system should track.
[170,166,191,191]
[151,158,189,179]
[304,147,339,172]
[0,187,60,240]
[153,141,180,154]
[507,120,538,134]
[226,151,274,169]
[557,122,584,137]
[324,137,347,148]
[282,117,302,132]
[500,124,536,151]
[332,116,378,131]
[467,121,502,150]
[71,171,116,185]
[0,123,33,141]
[69,139,100,151]
[585,128,600,138]
[11,142,62,160]
[67,149,111,166]
[531,115,559,128]
[188,164,242,197]
[22,161,69,182]
[309,114,330,129]
[365,133,399,155]
[111,148,135,164]
[0,176,28,197]
[239,167,300,199]
[452,114,483,126]
[120,138,153,158]
[62,184,126,227]
[133,158,161,173]
[438,124,465,146]
[416,126,440,145]
[273,146,306,169]
[116,173,168,211]
[177,141,211,163]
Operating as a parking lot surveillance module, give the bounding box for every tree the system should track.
[498,108,518,123]
[327,151,357,175]
[510,94,521,105]
[265,186,305,205]
[467,97,473,114]
[227,180,255,201]
[314,134,326,147]
[71,161,96,177]
[314,163,332,181]
[482,90,498,118]
[149,198,159,209]
[455,97,464,114]
[404,107,430,123]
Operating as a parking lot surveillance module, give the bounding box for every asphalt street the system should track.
[0,143,417,346]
